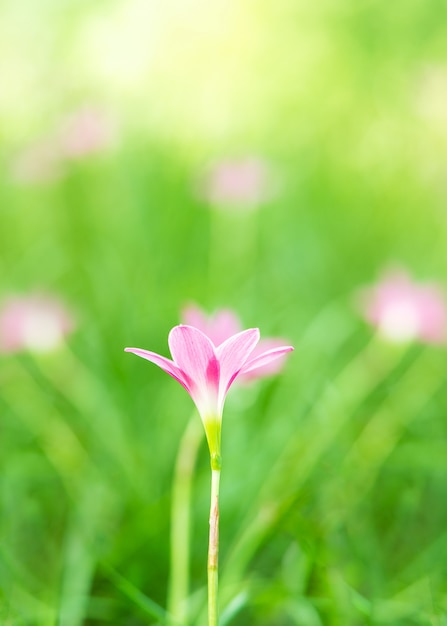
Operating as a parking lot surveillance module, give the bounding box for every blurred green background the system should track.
[2,0,447,624]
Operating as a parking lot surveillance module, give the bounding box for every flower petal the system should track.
[210,310,242,346]
[215,328,260,409]
[238,338,291,381]
[181,304,210,334]
[241,345,294,376]
[181,304,241,347]
[124,347,191,393]
[168,325,220,415]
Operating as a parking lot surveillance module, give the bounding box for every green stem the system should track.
[167,414,204,625]
[208,468,221,626]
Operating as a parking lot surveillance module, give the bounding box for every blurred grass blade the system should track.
[104,565,182,625]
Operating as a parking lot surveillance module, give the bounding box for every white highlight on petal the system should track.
[378,301,420,343]
[22,310,66,352]
[0,293,74,354]
[358,267,447,345]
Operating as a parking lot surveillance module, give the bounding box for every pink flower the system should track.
[358,269,447,344]
[10,139,63,183]
[58,107,115,159]
[0,294,75,353]
[125,325,293,457]
[10,106,115,184]
[181,304,291,381]
[199,157,274,210]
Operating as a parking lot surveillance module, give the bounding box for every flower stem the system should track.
[208,467,221,626]
[167,414,204,625]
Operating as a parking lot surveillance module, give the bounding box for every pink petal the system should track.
[200,157,273,209]
[168,325,220,411]
[241,345,294,376]
[181,304,241,346]
[239,338,291,381]
[358,267,447,344]
[180,305,210,334]
[124,347,191,393]
[59,107,115,158]
[0,293,74,353]
[209,310,242,346]
[216,328,260,408]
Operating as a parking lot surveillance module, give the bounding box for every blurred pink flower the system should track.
[181,304,291,381]
[10,139,63,183]
[0,294,75,354]
[58,107,115,159]
[11,106,115,183]
[200,157,274,210]
[358,269,447,344]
